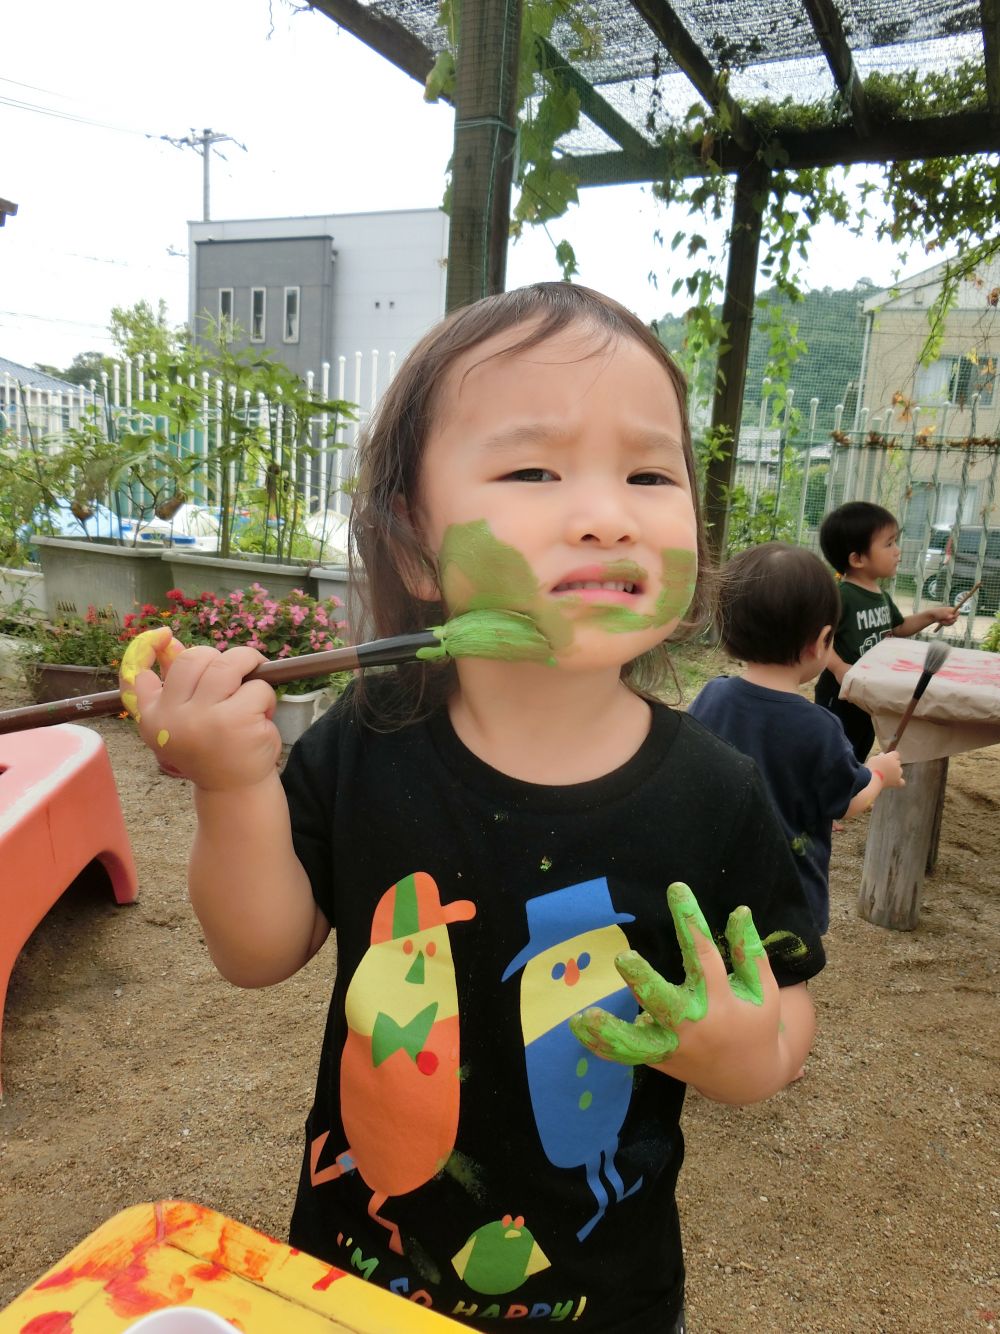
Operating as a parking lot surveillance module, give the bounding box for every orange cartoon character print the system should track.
[309,872,476,1254]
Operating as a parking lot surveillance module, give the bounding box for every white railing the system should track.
[0,349,396,518]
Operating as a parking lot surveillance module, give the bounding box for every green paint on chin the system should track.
[437,520,697,650]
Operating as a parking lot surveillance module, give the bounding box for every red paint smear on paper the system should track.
[312,1265,347,1292]
[887,654,1000,687]
[19,1314,74,1333]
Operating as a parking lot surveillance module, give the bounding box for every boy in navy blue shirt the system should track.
[689,542,904,933]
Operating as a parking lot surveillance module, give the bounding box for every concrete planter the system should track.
[0,564,46,612]
[29,661,118,704]
[312,564,364,642]
[33,536,174,621]
[163,550,317,601]
[273,687,334,746]
[0,632,36,684]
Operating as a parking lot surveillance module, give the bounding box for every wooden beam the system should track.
[982,0,1000,120]
[564,110,1000,185]
[629,0,757,151]
[535,37,651,158]
[307,0,440,90]
[703,161,770,564]
[445,0,523,310]
[801,0,872,137]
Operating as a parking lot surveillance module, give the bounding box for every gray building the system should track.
[187,209,449,392]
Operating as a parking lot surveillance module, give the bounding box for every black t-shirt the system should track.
[688,676,871,932]
[280,683,825,1332]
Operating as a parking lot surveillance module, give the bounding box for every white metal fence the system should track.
[0,350,396,518]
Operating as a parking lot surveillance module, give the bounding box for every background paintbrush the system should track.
[0,609,552,735]
[932,581,981,633]
[884,640,951,751]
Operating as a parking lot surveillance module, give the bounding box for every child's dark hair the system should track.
[349,281,712,719]
[819,501,897,575]
[717,542,840,666]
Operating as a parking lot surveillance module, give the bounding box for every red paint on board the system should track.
[312,1265,347,1292]
[19,1314,74,1333]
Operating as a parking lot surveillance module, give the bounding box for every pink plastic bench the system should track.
[0,723,138,1090]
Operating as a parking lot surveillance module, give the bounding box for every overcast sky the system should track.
[2,0,931,372]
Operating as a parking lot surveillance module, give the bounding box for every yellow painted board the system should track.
[0,1200,462,1332]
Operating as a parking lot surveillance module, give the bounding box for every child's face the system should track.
[856,524,901,581]
[414,320,699,672]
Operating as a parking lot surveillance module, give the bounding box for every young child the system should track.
[128,283,825,1333]
[815,501,958,762]
[688,542,905,933]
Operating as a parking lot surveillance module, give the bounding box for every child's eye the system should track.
[628,471,673,486]
[501,467,558,482]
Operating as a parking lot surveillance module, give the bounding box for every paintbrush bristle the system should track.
[420,609,554,664]
[923,640,951,676]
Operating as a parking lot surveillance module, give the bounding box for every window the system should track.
[218,288,233,324]
[949,353,995,407]
[283,286,300,344]
[250,287,266,343]
[915,353,995,407]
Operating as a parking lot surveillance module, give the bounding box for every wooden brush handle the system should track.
[0,631,441,735]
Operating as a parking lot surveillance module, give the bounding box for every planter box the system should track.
[0,632,37,684]
[164,551,317,601]
[29,661,118,704]
[34,536,175,621]
[312,564,365,643]
[273,687,334,746]
[0,564,45,612]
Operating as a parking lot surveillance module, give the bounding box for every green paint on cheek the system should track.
[156,729,170,748]
[437,520,697,650]
[439,520,575,650]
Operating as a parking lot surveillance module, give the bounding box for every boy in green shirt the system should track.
[815,501,958,762]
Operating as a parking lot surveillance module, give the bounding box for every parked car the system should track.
[921,524,951,583]
[923,525,1000,615]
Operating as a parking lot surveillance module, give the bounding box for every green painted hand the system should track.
[568,881,766,1066]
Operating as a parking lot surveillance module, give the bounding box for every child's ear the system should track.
[847,549,866,570]
[811,625,833,658]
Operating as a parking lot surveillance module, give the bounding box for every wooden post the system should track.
[702,160,770,565]
[925,756,949,874]
[445,0,523,312]
[858,757,949,930]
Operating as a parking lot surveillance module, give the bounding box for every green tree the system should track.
[34,351,110,387]
[108,298,189,364]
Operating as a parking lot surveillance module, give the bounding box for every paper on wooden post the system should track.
[841,640,1000,763]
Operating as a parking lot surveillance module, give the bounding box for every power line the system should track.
[0,91,156,138]
[160,128,247,220]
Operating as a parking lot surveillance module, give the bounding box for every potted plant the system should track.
[20,605,126,702]
[148,323,356,599]
[126,584,353,744]
[16,394,202,619]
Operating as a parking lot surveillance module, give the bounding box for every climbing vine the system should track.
[426,6,997,426]
[424,0,599,278]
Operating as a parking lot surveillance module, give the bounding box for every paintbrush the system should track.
[884,640,951,751]
[0,609,553,736]
[932,581,981,633]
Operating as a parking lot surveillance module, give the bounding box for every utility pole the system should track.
[160,128,246,220]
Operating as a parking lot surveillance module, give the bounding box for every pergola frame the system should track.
[307,0,1000,557]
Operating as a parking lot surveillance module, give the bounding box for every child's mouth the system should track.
[550,566,646,601]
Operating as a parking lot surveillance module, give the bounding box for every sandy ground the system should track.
[0,675,998,1332]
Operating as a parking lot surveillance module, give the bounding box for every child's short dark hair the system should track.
[717,542,841,666]
[819,501,898,575]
